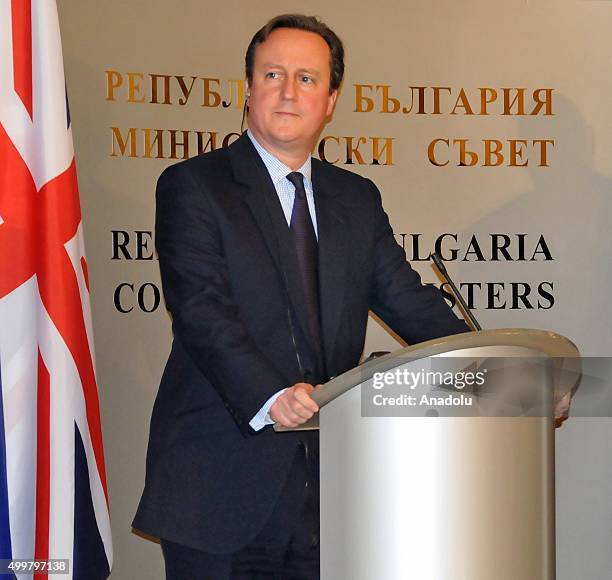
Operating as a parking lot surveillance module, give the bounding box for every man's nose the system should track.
[281,77,298,100]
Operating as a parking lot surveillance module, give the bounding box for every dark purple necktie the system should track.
[286,172,324,356]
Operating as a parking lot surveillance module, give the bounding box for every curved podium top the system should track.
[314,328,580,408]
[275,328,581,431]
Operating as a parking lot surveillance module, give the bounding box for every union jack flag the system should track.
[0,1,112,578]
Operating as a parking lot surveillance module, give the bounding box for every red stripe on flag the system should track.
[80,256,89,292]
[11,0,34,119]
[36,162,109,506]
[34,351,50,580]
[0,123,37,298]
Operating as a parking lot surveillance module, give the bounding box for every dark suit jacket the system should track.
[132,132,468,553]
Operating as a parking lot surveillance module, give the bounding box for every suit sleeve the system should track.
[366,179,471,343]
[155,163,289,436]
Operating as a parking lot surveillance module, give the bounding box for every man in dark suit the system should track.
[133,14,469,578]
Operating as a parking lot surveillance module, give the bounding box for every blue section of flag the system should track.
[72,423,109,580]
[0,359,12,560]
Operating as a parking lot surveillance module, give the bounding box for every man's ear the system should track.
[245,79,251,99]
[326,90,338,117]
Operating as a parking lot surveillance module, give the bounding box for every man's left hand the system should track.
[554,392,572,428]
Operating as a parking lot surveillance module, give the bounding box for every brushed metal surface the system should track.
[320,349,556,580]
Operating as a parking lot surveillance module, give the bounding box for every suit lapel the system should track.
[228,135,351,373]
[312,160,350,367]
[229,135,283,272]
[229,135,313,350]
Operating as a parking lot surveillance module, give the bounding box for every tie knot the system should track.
[287,171,305,193]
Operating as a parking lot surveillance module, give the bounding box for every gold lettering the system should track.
[126,72,145,103]
[345,136,367,165]
[533,139,554,166]
[502,88,526,115]
[105,70,123,101]
[111,127,137,157]
[371,137,394,165]
[450,89,474,115]
[479,87,498,115]
[354,84,375,112]
[169,129,190,159]
[508,139,528,167]
[531,89,554,116]
[483,139,504,166]
[454,139,478,166]
[201,78,221,107]
[432,87,452,115]
[143,128,165,159]
[318,136,340,164]
[176,76,198,106]
[149,74,171,105]
[428,138,449,166]
[377,85,400,113]
[197,131,218,154]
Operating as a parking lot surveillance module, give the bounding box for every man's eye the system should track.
[300,76,313,84]
[266,72,280,79]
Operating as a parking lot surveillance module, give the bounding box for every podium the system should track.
[278,328,581,580]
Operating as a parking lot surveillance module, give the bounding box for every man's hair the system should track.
[245,14,345,93]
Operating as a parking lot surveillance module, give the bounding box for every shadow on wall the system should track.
[463,93,612,359]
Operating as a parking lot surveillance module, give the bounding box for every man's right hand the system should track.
[270,383,319,428]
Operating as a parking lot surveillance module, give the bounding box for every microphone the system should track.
[430,252,482,331]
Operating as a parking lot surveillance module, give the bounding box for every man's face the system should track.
[246,28,338,158]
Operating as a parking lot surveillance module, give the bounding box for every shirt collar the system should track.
[247,129,312,188]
